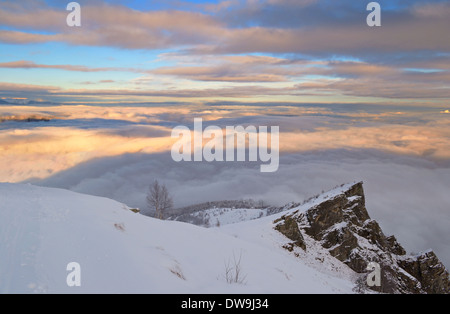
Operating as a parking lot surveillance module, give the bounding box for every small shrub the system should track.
[223,251,247,285]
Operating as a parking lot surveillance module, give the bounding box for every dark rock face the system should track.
[398,251,450,294]
[385,235,406,256]
[274,215,306,251]
[274,182,450,294]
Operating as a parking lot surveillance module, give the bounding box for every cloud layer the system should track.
[1,0,449,103]
[0,101,448,269]
[1,103,449,182]
[35,149,450,270]
[1,1,449,54]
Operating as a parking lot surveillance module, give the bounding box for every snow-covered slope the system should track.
[167,200,296,227]
[172,206,275,227]
[0,183,356,294]
[167,184,360,228]
[192,207,267,227]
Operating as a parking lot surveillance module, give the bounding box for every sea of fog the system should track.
[0,102,449,268]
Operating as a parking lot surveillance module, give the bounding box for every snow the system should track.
[347,196,361,203]
[194,207,267,227]
[0,183,357,294]
[219,213,357,284]
[283,182,362,216]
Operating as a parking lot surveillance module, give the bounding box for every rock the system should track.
[273,182,450,294]
[274,215,306,251]
[398,251,450,294]
[385,235,406,256]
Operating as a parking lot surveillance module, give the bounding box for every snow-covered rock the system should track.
[273,182,450,294]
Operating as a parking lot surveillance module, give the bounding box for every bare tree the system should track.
[147,180,173,219]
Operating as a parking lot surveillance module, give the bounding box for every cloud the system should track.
[205,21,450,56]
[0,125,175,183]
[2,56,449,102]
[1,102,449,269]
[280,121,450,159]
[150,58,450,97]
[80,80,115,85]
[294,62,450,99]
[1,1,450,104]
[203,0,240,13]
[0,2,224,49]
[1,0,449,56]
[0,3,65,30]
[0,60,139,73]
[2,102,449,180]
[412,2,450,18]
[33,149,450,270]
[0,82,61,100]
[4,60,449,102]
[152,62,290,82]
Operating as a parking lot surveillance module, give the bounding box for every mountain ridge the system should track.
[273,181,449,294]
[166,181,449,294]
[0,182,355,293]
[0,181,448,294]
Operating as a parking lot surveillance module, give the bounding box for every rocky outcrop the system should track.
[398,251,450,294]
[274,182,450,294]
[274,216,306,251]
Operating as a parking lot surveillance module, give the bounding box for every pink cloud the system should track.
[0,60,138,73]
[1,1,449,54]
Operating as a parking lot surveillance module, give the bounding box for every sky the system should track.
[0,0,449,105]
[0,0,450,268]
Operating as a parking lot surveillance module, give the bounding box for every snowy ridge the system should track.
[167,182,361,228]
[192,207,267,227]
[0,183,356,294]
[2,182,447,294]
[169,204,295,227]
[271,181,450,294]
